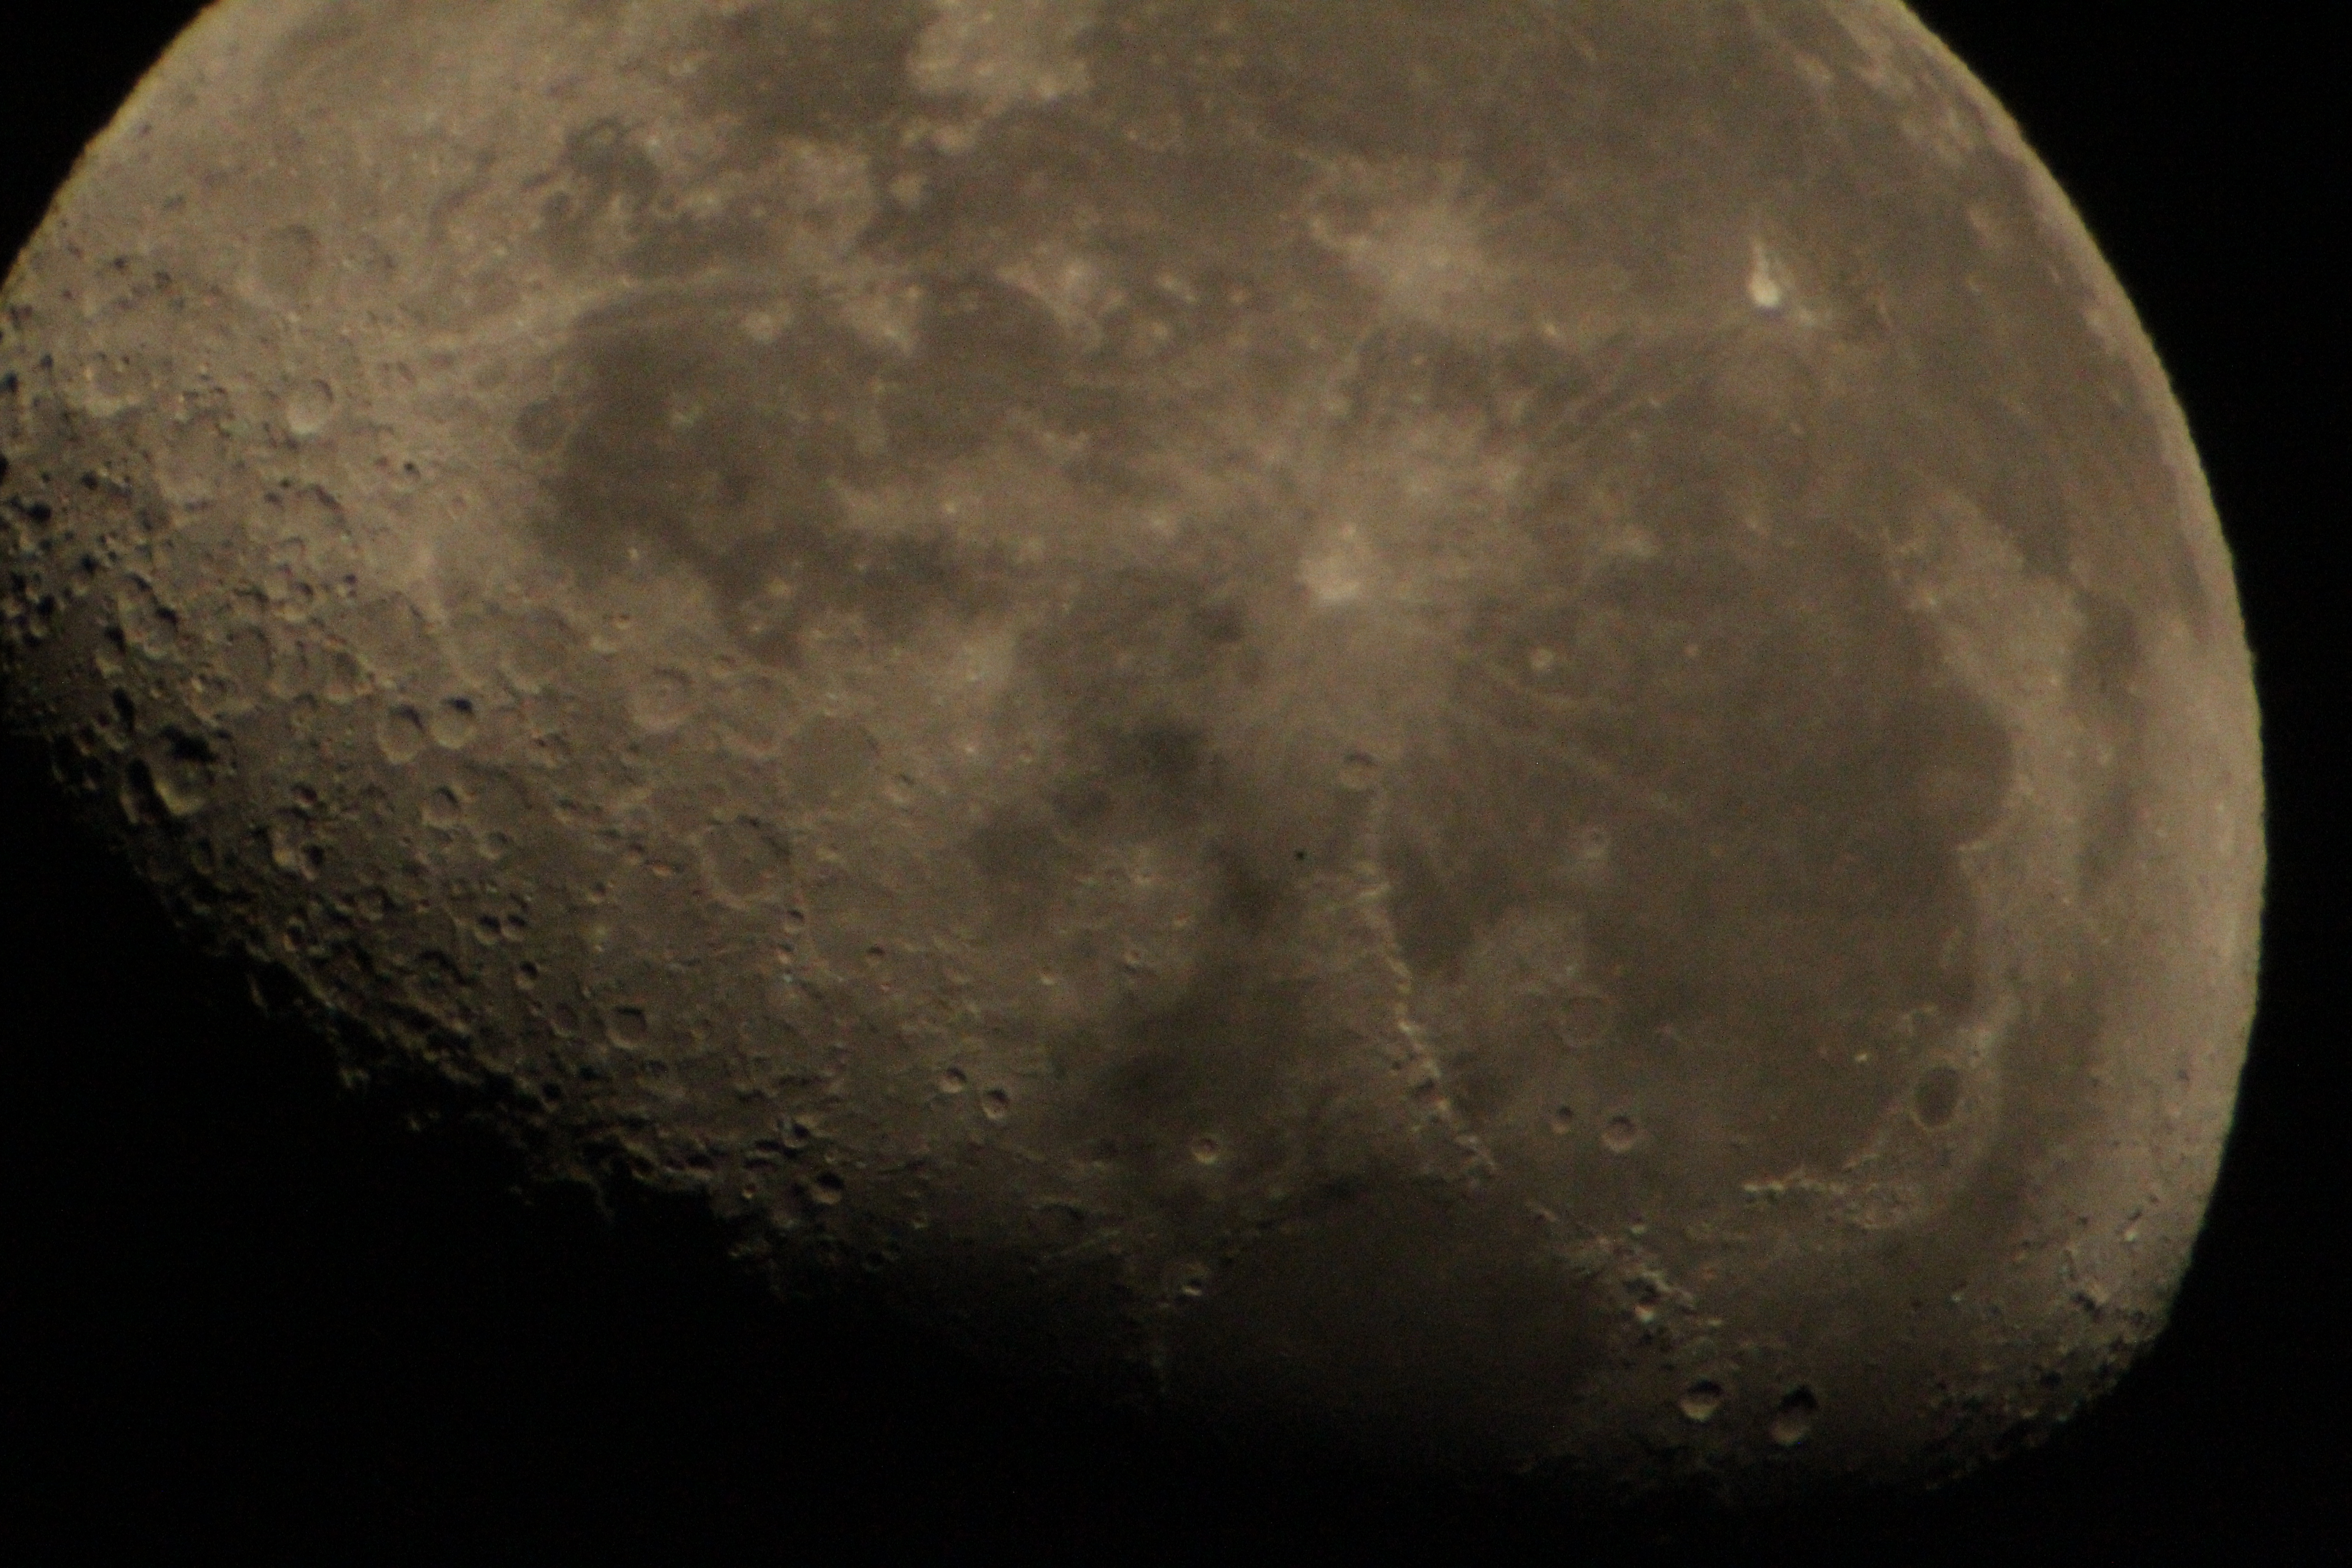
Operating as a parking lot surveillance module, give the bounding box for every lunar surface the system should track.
[0,0,2261,1504]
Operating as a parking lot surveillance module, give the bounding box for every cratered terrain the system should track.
[0,0,2263,1508]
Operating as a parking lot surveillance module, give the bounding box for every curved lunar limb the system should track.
[0,0,2261,1505]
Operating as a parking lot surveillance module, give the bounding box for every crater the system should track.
[525,291,1028,662]
[1911,1063,1964,1129]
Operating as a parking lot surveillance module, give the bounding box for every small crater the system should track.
[937,1066,968,1095]
[422,787,466,828]
[981,1088,1012,1121]
[497,612,573,695]
[1769,1387,1819,1447]
[118,592,180,661]
[377,705,427,764]
[1189,1135,1222,1165]
[1679,1380,1725,1423]
[1337,751,1381,792]
[628,667,696,733]
[1601,1114,1640,1154]
[1912,1064,1963,1129]
[319,648,369,705]
[144,730,216,819]
[250,224,321,307]
[187,627,273,723]
[429,697,479,750]
[697,817,792,904]
[267,818,320,877]
[810,1170,846,1206]
[1172,1262,1211,1299]
[285,379,335,438]
[607,1006,652,1046]
[1547,1105,1575,1136]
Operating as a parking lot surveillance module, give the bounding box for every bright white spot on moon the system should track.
[1747,240,1789,313]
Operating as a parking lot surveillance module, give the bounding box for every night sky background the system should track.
[3,4,2341,1560]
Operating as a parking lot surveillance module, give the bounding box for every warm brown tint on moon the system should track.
[0,0,2262,1503]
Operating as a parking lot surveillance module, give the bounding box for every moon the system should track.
[0,0,2261,1504]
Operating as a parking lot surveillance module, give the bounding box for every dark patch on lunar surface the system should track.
[528,298,1022,662]
[0,0,2263,1509]
[689,0,931,147]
